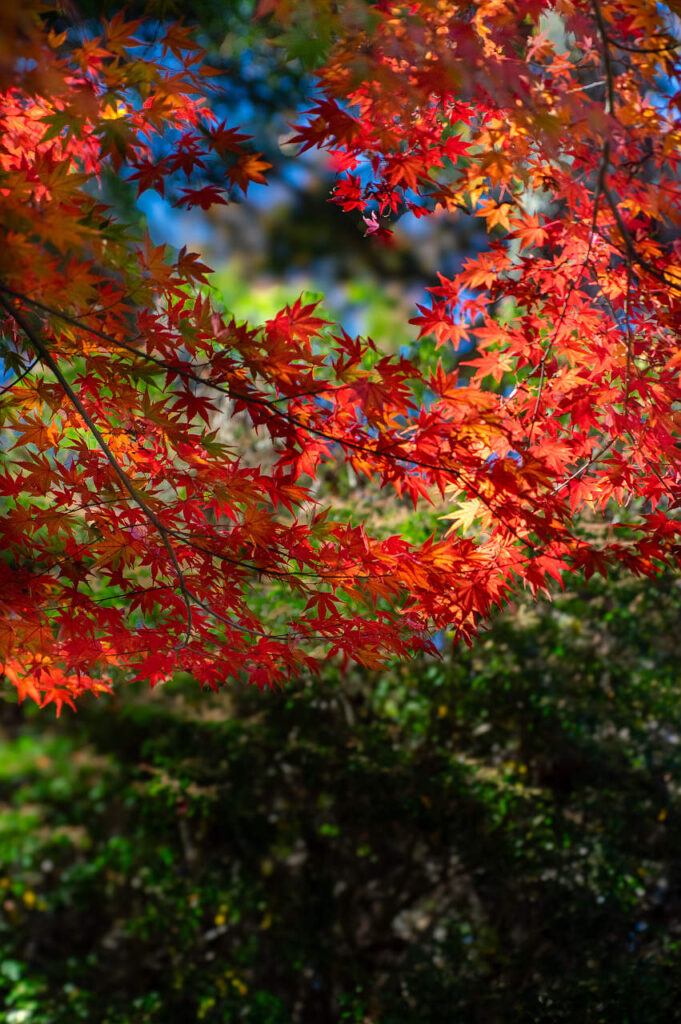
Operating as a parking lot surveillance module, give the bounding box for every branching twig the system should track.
[0,293,195,649]
[553,437,617,495]
[0,284,532,544]
[624,263,633,418]
[528,140,610,440]
[606,34,679,55]
[0,357,38,396]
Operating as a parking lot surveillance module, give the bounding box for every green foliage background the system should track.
[2,571,681,1023]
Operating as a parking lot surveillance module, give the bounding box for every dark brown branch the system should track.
[591,0,615,114]
[528,141,610,440]
[606,34,679,55]
[0,292,195,649]
[0,293,423,663]
[0,284,532,544]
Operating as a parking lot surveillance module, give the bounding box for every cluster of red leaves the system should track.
[2,1,681,710]
[288,3,681,592]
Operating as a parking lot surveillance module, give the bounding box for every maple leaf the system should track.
[409,301,461,347]
[333,175,364,212]
[10,417,59,450]
[510,214,549,251]
[305,590,340,619]
[442,498,485,535]
[91,531,140,570]
[465,349,515,383]
[208,122,252,155]
[162,22,204,59]
[129,157,172,197]
[177,247,212,285]
[266,298,329,349]
[173,185,229,210]
[104,10,144,53]
[228,153,271,193]
[475,199,514,232]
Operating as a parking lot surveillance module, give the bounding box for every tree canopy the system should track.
[2,0,681,709]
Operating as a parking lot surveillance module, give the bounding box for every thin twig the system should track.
[606,34,679,55]
[624,263,633,418]
[0,283,530,543]
[528,140,609,440]
[553,437,617,495]
[0,357,39,396]
[0,293,195,649]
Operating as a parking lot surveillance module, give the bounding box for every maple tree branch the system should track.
[77,584,175,607]
[624,263,633,418]
[553,437,618,496]
[606,34,679,55]
[591,0,615,115]
[588,219,681,298]
[528,141,609,440]
[565,78,606,94]
[0,285,348,403]
[0,292,195,649]
[543,2,639,498]
[187,593,297,642]
[588,0,675,307]
[601,181,637,261]
[3,0,681,705]
[0,284,532,544]
[0,299,409,663]
[165,529,394,583]
[42,579,351,647]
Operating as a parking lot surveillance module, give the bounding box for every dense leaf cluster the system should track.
[4,2,681,706]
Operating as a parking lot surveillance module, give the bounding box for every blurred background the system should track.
[3,3,681,1022]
